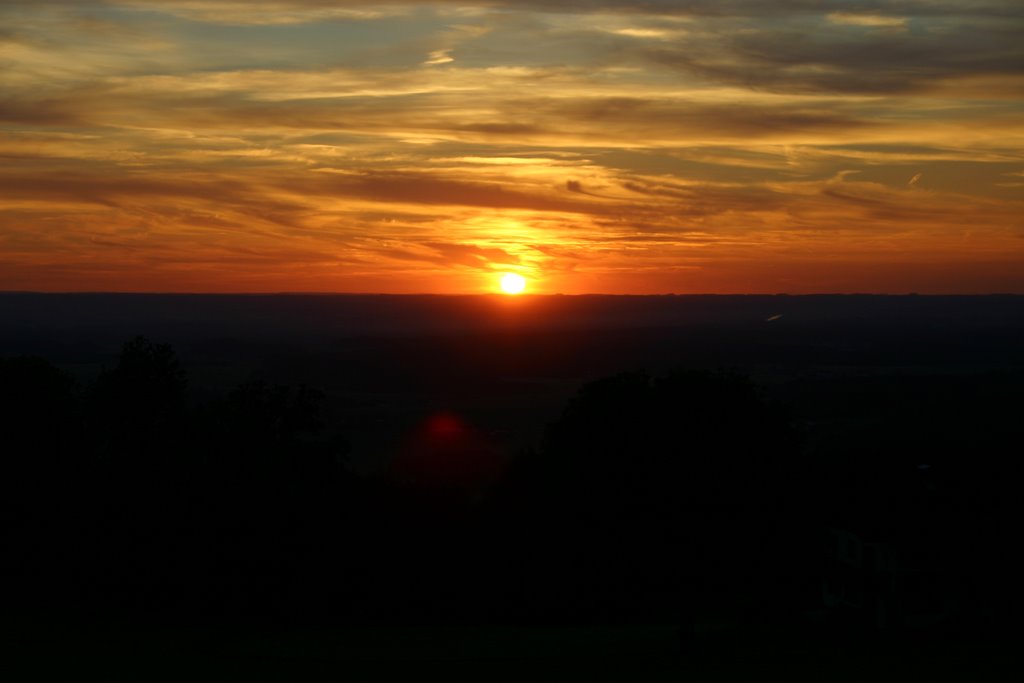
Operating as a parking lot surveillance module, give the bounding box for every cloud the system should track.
[423,242,521,268]
[106,1,401,25]
[424,49,454,66]
[639,15,1024,95]
[827,12,907,29]
[1,0,1022,293]
[90,1,1024,21]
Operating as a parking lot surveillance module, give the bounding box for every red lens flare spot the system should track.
[425,412,464,438]
[392,411,506,495]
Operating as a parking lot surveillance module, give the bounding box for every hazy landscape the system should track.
[3,293,1022,679]
[5,292,1023,472]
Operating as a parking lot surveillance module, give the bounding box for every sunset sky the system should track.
[2,1,1022,294]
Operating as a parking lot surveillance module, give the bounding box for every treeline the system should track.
[3,338,353,623]
[1,337,1018,631]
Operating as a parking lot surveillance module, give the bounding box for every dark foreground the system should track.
[2,294,1022,679]
[7,620,1018,682]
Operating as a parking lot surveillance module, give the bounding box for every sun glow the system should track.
[499,272,527,295]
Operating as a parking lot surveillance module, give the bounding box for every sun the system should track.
[499,272,527,295]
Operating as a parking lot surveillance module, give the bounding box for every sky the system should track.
[1,0,1022,294]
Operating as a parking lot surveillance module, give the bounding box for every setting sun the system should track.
[500,272,527,295]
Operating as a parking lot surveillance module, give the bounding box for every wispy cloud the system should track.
[827,12,908,29]
[108,1,402,25]
[0,0,1021,293]
[424,49,454,66]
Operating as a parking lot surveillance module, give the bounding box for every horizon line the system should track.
[2,291,1022,297]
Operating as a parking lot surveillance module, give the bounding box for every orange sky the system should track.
[1,1,1022,294]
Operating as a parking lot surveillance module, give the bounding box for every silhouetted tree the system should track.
[90,335,187,453]
[186,379,353,622]
[0,355,80,481]
[488,369,801,624]
[0,356,85,610]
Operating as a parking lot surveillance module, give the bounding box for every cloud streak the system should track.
[0,0,1021,293]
